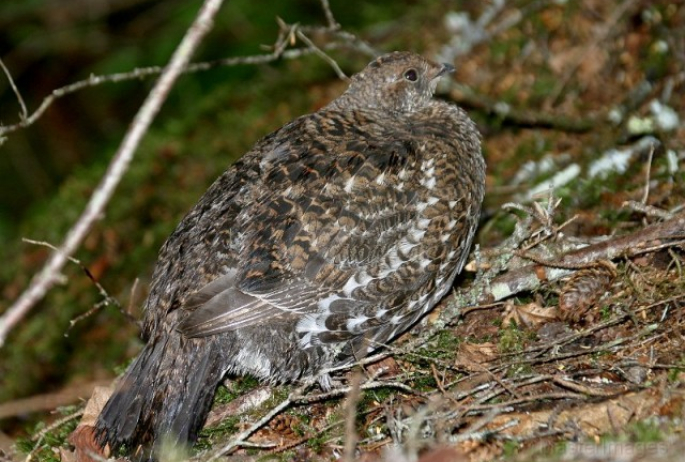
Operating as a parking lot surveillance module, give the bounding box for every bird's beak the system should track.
[440,63,456,75]
[431,62,455,81]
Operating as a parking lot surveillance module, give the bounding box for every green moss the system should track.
[306,430,329,453]
[361,387,395,410]
[256,453,286,462]
[435,329,462,351]
[411,330,462,366]
[667,362,685,383]
[498,322,525,354]
[195,415,241,451]
[502,439,521,457]
[599,304,613,321]
[411,374,437,392]
[529,73,559,106]
[15,411,79,461]
[213,375,262,405]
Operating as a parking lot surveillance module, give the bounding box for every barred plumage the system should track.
[95,51,485,455]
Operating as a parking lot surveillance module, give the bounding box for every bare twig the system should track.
[0,0,226,348]
[319,0,339,30]
[342,373,362,462]
[204,397,293,460]
[450,410,515,443]
[301,379,420,404]
[0,40,352,140]
[21,238,120,333]
[126,278,141,323]
[551,376,628,397]
[0,57,28,122]
[202,375,418,461]
[267,420,345,455]
[296,29,348,80]
[641,143,656,205]
[497,324,660,371]
[448,81,598,132]
[622,201,672,219]
[0,379,105,419]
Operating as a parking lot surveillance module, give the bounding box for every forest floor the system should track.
[1,1,684,461]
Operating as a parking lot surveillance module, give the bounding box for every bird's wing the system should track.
[178,113,432,340]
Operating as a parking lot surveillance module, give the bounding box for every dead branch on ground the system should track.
[481,212,685,304]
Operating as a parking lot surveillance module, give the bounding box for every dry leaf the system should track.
[456,342,498,371]
[503,301,558,328]
[66,385,114,462]
[80,385,114,427]
[68,425,108,462]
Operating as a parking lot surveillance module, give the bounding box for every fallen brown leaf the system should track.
[503,301,558,328]
[456,342,498,371]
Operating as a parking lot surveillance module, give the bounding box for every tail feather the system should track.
[95,332,224,453]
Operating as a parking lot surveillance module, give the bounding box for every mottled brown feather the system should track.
[95,51,485,455]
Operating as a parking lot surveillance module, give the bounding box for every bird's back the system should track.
[145,100,483,377]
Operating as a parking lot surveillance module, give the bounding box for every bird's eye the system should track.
[404,69,418,82]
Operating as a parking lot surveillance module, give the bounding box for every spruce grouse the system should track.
[95,51,486,454]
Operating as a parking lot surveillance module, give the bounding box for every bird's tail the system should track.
[95,332,224,454]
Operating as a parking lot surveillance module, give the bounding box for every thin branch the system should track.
[342,373,362,462]
[622,201,673,219]
[0,57,28,122]
[641,142,656,205]
[21,238,121,327]
[0,0,226,348]
[295,379,420,405]
[0,11,373,140]
[319,0,339,30]
[448,81,598,132]
[267,420,345,455]
[296,29,348,80]
[201,377,417,461]
[0,43,346,140]
[0,380,108,420]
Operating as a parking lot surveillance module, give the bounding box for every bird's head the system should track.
[338,51,454,114]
